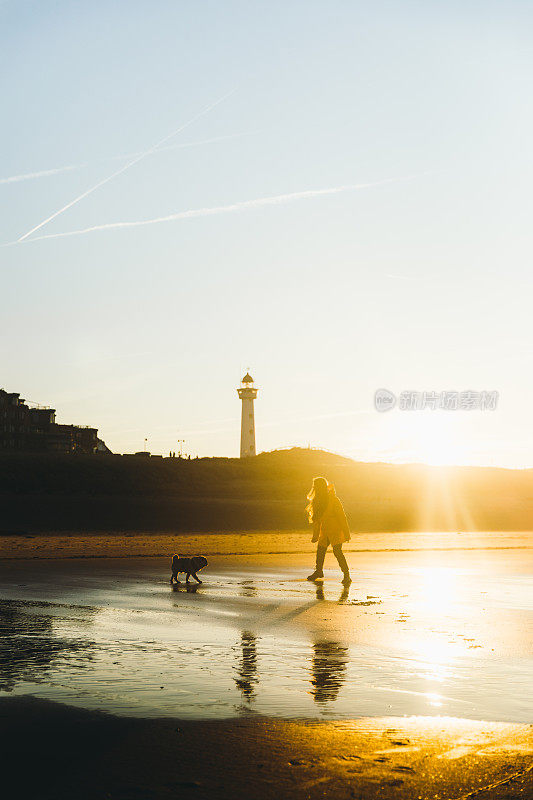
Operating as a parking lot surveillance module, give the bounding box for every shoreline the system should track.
[1,530,530,560]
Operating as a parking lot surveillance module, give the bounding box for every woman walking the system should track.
[306,477,351,584]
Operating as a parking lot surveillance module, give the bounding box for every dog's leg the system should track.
[192,572,202,584]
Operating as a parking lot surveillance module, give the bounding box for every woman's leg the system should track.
[307,545,327,580]
[332,544,350,581]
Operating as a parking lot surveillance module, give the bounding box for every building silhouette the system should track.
[0,388,105,454]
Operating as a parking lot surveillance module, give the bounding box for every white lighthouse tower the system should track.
[237,372,258,458]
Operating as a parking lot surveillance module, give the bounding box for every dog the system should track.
[171,554,208,584]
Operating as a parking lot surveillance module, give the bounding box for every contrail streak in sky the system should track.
[25,175,422,243]
[0,164,82,185]
[16,90,235,242]
[0,131,252,187]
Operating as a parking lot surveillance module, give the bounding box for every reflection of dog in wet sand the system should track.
[171,555,208,584]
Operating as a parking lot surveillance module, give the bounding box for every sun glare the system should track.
[416,566,460,615]
[398,414,469,466]
[403,567,468,694]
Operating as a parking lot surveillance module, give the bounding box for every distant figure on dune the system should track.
[306,477,351,585]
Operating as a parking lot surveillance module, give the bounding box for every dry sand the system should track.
[0,529,529,559]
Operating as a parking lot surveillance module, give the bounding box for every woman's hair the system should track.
[306,476,330,523]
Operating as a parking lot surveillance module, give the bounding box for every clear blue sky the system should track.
[2,1,532,465]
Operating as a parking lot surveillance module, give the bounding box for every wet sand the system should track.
[1,695,532,799]
[1,533,532,798]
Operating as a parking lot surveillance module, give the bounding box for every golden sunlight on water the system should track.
[0,543,531,723]
[402,567,465,707]
[415,565,460,615]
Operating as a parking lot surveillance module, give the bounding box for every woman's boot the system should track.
[307,546,326,581]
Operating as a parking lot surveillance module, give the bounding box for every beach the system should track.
[1,532,532,798]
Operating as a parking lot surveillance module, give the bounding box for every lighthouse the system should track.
[237,372,258,457]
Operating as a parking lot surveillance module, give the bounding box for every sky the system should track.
[2,0,532,466]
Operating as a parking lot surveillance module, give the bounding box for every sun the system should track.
[416,418,464,466]
[398,413,469,466]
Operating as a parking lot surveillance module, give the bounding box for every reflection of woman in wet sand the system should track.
[234,631,258,702]
[306,477,351,584]
[310,639,349,705]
